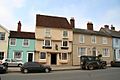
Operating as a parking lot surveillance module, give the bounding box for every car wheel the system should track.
[45,68,49,73]
[88,65,94,70]
[23,69,28,73]
[102,64,107,69]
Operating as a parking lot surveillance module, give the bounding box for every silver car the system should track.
[2,58,23,67]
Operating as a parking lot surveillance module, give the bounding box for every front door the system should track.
[28,53,33,62]
[92,47,96,56]
[51,54,57,65]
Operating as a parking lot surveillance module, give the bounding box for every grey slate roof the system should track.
[73,28,111,37]
[100,28,120,38]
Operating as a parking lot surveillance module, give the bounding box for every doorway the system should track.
[28,53,33,62]
[51,54,57,65]
[92,47,96,56]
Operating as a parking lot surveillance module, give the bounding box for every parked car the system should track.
[20,62,52,73]
[0,59,8,67]
[0,64,8,73]
[1,58,23,67]
[111,61,120,67]
[80,56,107,70]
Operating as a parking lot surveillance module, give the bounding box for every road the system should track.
[0,67,120,80]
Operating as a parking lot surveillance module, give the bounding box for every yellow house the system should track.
[73,22,113,65]
[0,24,9,60]
[35,14,73,65]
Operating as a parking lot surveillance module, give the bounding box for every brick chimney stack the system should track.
[87,22,93,30]
[104,25,109,29]
[17,21,21,32]
[70,17,75,28]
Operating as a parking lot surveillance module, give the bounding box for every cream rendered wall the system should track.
[0,26,9,58]
[35,26,73,65]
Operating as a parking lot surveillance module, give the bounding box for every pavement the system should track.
[7,64,111,72]
[7,65,80,72]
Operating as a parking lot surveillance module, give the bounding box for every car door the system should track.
[11,59,18,66]
[29,62,40,72]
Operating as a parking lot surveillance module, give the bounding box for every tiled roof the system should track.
[110,30,120,38]
[36,14,72,29]
[9,31,35,39]
[73,28,110,37]
[100,28,120,38]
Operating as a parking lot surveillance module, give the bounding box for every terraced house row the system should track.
[0,14,120,66]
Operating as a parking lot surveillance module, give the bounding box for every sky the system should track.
[0,0,120,32]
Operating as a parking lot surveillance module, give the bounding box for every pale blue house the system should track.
[8,21,35,63]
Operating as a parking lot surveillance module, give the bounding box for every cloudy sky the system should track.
[0,0,120,32]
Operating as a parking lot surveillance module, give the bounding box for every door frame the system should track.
[51,53,57,65]
[27,52,34,62]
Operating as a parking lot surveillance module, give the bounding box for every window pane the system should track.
[14,52,22,59]
[10,38,16,45]
[62,53,67,60]
[63,31,68,37]
[63,41,68,46]
[45,40,50,46]
[103,48,109,57]
[78,48,86,56]
[0,32,5,40]
[102,37,107,44]
[45,28,50,37]
[91,36,96,43]
[0,52,4,60]
[80,35,84,43]
[23,39,29,46]
[40,52,46,59]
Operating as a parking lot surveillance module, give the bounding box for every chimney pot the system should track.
[87,22,93,30]
[111,25,115,31]
[17,21,21,32]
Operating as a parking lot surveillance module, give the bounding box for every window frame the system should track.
[10,38,16,46]
[79,34,84,43]
[0,52,4,60]
[45,28,51,37]
[91,35,96,43]
[63,30,68,38]
[62,40,69,47]
[22,39,29,47]
[102,37,108,44]
[59,53,68,60]
[102,48,110,57]
[13,51,22,60]
[43,39,52,47]
[39,52,46,60]
[0,32,5,40]
[78,47,87,57]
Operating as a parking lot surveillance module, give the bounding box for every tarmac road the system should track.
[0,67,120,80]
